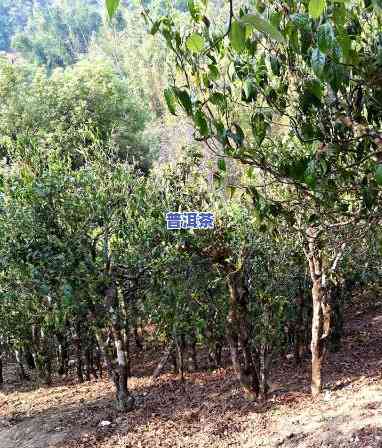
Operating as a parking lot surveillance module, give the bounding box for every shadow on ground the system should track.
[1,303,382,448]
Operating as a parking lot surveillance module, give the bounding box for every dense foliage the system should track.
[0,0,381,412]
[13,0,102,69]
[0,57,154,170]
[141,0,382,395]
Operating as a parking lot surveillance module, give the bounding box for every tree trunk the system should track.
[113,336,134,410]
[189,332,198,372]
[56,332,69,376]
[95,330,115,380]
[133,322,143,351]
[24,348,36,370]
[31,326,51,384]
[40,329,52,385]
[259,344,273,398]
[121,290,132,378]
[207,338,223,369]
[170,350,178,373]
[226,270,260,400]
[152,341,174,380]
[294,293,306,365]
[306,231,333,397]
[94,345,103,378]
[175,334,185,381]
[328,283,343,353]
[311,278,325,396]
[15,349,29,381]
[73,330,84,383]
[85,346,95,381]
[0,352,3,387]
[106,285,135,412]
[215,340,223,367]
[96,329,131,411]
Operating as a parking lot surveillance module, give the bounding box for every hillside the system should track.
[1,300,381,448]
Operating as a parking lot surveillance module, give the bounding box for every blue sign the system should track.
[166,212,214,230]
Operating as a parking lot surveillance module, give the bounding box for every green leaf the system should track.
[233,124,245,146]
[270,11,282,28]
[174,88,193,115]
[106,0,120,19]
[375,165,382,185]
[188,0,202,21]
[164,88,177,115]
[372,0,382,11]
[317,22,335,52]
[251,113,268,145]
[218,158,226,172]
[338,36,351,61]
[208,64,219,81]
[291,13,310,31]
[243,80,256,101]
[308,0,327,19]
[333,2,346,27]
[300,78,323,112]
[241,14,286,43]
[227,185,236,199]
[194,109,209,137]
[150,20,161,35]
[325,62,346,92]
[305,173,317,189]
[230,20,246,52]
[202,73,211,88]
[288,158,309,180]
[270,56,281,76]
[311,48,326,76]
[186,33,205,53]
[214,120,226,143]
[210,92,226,109]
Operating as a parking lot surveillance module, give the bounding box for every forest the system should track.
[0,0,381,447]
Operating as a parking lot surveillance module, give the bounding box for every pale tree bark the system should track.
[259,344,273,398]
[95,226,134,410]
[106,284,135,411]
[310,275,327,397]
[94,330,115,380]
[40,329,52,385]
[56,331,69,376]
[305,228,344,396]
[94,345,103,378]
[95,328,134,412]
[31,325,52,384]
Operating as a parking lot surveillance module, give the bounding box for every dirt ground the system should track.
[1,302,382,448]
